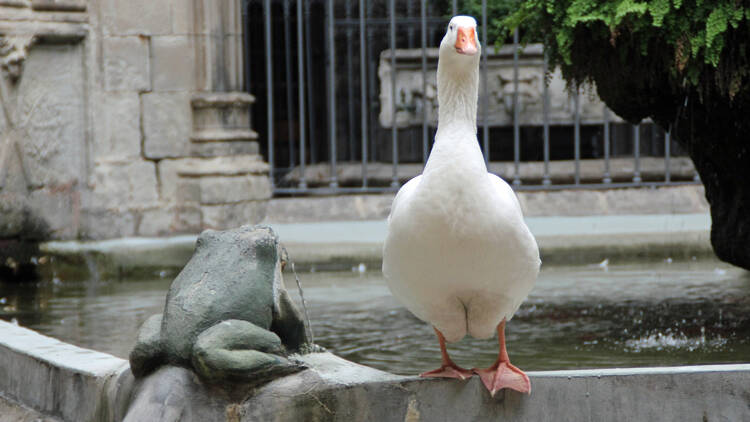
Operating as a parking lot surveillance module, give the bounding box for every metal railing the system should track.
[243,0,700,195]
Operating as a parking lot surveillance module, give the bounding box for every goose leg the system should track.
[473,320,531,396]
[420,327,473,380]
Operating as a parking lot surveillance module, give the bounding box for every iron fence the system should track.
[242,0,700,195]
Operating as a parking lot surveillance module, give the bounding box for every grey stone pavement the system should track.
[38,186,716,275]
[274,213,713,270]
[270,213,710,244]
[40,212,714,277]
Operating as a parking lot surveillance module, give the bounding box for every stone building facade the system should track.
[0,0,268,241]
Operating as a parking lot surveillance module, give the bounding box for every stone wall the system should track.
[0,0,268,241]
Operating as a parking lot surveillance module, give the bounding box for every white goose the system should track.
[382,15,540,396]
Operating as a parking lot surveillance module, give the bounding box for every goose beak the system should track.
[455,26,477,55]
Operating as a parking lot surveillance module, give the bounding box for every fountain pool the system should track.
[1,259,748,375]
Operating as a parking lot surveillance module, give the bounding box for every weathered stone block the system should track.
[169,205,203,233]
[92,92,141,161]
[103,36,150,92]
[158,155,269,203]
[202,201,267,229]
[102,0,171,36]
[91,160,159,211]
[198,175,271,205]
[142,92,192,159]
[170,0,194,34]
[79,209,137,239]
[136,206,201,237]
[27,187,77,240]
[150,35,195,92]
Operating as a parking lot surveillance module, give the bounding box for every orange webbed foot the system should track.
[473,361,531,396]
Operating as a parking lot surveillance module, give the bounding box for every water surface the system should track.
[1,260,748,375]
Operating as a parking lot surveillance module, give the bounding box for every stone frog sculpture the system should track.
[129,225,310,385]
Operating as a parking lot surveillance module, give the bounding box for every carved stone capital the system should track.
[0,34,36,82]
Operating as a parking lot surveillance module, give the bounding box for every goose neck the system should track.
[436,59,479,134]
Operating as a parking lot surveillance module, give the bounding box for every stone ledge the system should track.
[171,155,269,177]
[190,129,258,143]
[0,320,131,422]
[0,393,59,422]
[123,353,750,422]
[2,320,749,422]
[191,92,255,107]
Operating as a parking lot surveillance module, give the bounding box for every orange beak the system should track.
[455,26,477,55]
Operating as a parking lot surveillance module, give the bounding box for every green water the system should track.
[1,259,748,375]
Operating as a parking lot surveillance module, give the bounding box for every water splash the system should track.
[291,262,315,345]
[623,330,727,353]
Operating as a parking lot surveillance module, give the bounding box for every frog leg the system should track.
[129,314,166,378]
[191,319,305,384]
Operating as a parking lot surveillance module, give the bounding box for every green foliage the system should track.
[454,0,520,43]
[498,0,750,99]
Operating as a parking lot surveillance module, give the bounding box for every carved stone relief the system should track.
[0,1,88,239]
[0,35,36,83]
[379,44,627,129]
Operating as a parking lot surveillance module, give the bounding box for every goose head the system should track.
[441,15,479,57]
[437,16,481,131]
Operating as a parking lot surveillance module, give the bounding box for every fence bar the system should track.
[241,1,251,99]
[421,0,428,164]
[345,0,356,162]
[542,51,550,185]
[633,123,642,183]
[360,0,369,188]
[263,0,274,189]
[664,129,671,183]
[367,1,377,165]
[602,107,611,183]
[305,0,317,163]
[452,0,457,15]
[573,85,580,185]
[481,0,489,165]
[407,0,415,46]
[512,28,521,186]
[283,0,295,169]
[297,0,307,188]
[327,0,339,188]
[389,0,399,188]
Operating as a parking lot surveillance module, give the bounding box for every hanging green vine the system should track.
[496,0,750,100]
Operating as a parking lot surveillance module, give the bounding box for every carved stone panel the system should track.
[378,44,627,129]
[0,43,86,238]
[6,44,85,188]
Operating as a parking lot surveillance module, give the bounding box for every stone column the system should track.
[163,0,266,232]
[139,0,267,234]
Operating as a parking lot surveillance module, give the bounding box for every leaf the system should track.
[705,6,729,49]
[648,0,671,26]
[615,0,648,22]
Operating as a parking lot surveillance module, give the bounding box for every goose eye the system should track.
[449,24,454,31]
